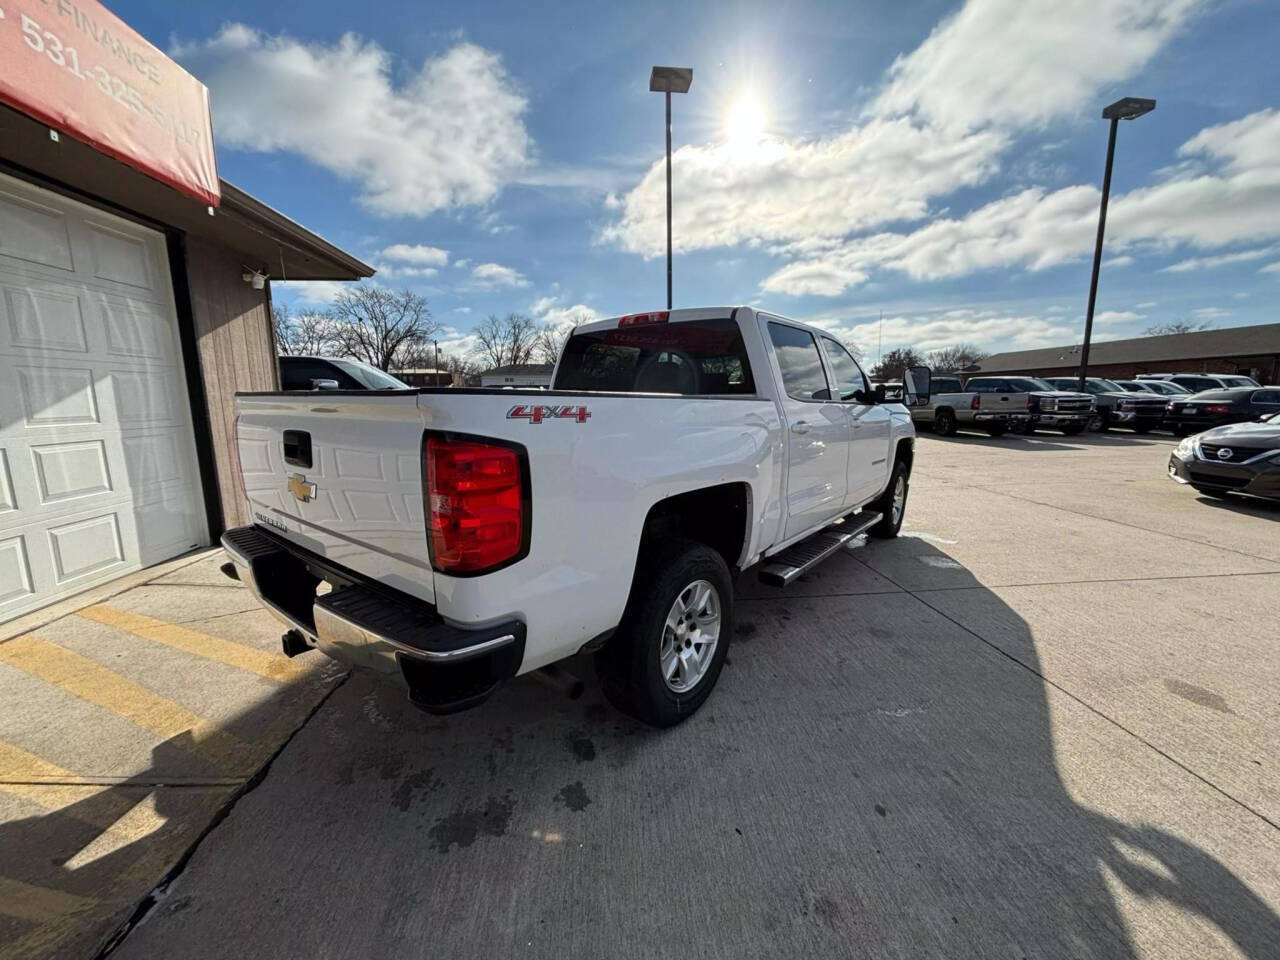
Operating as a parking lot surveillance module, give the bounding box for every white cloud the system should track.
[600,0,1205,260]
[812,309,1081,357]
[873,0,1203,131]
[282,280,351,305]
[470,262,529,289]
[1262,261,1280,275]
[1193,306,1231,319]
[599,121,1004,257]
[379,244,450,267]
[175,27,528,216]
[764,109,1280,295]
[529,295,560,315]
[453,259,471,270]
[1160,247,1277,272]
[1134,301,1159,309]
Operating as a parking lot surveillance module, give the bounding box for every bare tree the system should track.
[328,287,440,371]
[272,303,338,356]
[535,319,575,365]
[1143,319,1212,337]
[870,346,925,381]
[471,313,539,370]
[926,342,989,372]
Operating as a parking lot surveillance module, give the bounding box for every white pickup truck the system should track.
[222,307,926,726]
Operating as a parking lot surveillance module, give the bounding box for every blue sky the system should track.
[118,0,1280,362]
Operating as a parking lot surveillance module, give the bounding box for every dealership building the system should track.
[0,2,370,622]
[970,323,1280,384]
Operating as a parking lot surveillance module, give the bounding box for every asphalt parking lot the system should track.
[5,431,1280,959]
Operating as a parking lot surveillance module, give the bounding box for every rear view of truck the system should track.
[223,308,795,725]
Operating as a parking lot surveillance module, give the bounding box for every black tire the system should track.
[1134,424,1153,434]
[986,424,1008,437]
[1173,426,1191,437]
[1090,410,1110,432]
[595,540,733,727]
[1061,424,1085,436]
[868,458,910,539]
[933,408,957,437]
[1191,485,1232,500]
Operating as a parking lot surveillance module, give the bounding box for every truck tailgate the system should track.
[235,392,434,603]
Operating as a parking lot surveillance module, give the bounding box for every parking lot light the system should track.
[649,66,693,310]
[1077,96,1156,392]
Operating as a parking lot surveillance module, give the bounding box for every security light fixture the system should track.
[1102,97,1156,121]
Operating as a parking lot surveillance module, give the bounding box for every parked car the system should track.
[1114,378,1190,397]
[1137,372,1261,392]
[1167,413,1280,501]
[279,355,409,391]
[909,375,1026,437]
[1042,377,1168,431]
[1163,387,1280,435]
[965,376,1093,436]
[225,307,923,727]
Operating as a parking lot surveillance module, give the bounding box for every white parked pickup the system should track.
[222,307,926,725]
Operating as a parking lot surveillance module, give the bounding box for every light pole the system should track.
[1077,96,1155,391]
[649,66,692,310]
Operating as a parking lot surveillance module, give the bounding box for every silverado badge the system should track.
[288,473,317,503]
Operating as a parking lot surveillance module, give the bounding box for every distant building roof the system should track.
[481,364,554,377]
[973,322,1280,373]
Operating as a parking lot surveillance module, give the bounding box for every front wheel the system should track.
[1089,411,1110,432]
[868,459,910,539]
[596,540,733,727]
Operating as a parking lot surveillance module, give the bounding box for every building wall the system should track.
[183,236,279,528]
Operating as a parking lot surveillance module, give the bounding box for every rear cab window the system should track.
[931,377,963,393]
[553,317,755,395]
[767,322,831,401]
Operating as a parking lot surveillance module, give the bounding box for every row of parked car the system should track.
[911,372,1280,438]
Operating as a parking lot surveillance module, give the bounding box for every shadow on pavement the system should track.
[1193,492,1280,522]
[5,543,1277,959]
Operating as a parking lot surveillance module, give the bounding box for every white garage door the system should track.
[0,171,208,623]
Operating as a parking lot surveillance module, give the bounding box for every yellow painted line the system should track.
[0,635,250,774]
[0,741,125,830]
[0,877,96,923]
[77,605,310,684]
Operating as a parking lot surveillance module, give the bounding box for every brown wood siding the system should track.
[184,236,279,528]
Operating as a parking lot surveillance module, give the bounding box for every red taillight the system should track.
[1205,404,1231,414]
[970,394,981,410]
[618,311,669,327]
[425,436,526,574]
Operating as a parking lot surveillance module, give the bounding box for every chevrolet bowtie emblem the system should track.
[287,473,317,503]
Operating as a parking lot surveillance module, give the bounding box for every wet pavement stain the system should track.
[554,781,592,812]
[427,794,516,853]
[392,769,441,812]
[735,621,758,640]
[565,730,597,762]
[1164,678,1234,714]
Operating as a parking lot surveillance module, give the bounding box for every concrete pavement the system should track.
[7,431,1280,958]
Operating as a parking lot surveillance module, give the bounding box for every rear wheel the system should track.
[986,424,1008,437]
[1089,410,1110,432]
[1134,423,1153,434]
[933,409,957,437]
[1061,424,1085,436]
[596,540,732,727]
[868,459,910,539]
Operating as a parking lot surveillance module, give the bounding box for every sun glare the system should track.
[724,95,767,146]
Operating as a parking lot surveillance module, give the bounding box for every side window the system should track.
[768,323,830,401]
[969,380,995,393]
[1253,390,1280,404]
[819,338,868,400]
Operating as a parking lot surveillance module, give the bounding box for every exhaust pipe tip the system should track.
[219,561,240,582]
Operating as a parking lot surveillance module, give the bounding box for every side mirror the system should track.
[873,383,887,404]
[903,366,932,406]
[310,378,340,390]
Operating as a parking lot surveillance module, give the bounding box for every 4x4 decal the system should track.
[507,404,592,424]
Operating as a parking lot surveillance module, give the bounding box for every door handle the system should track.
[791,421,811,435]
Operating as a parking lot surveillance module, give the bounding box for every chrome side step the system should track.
[757,512,882,587]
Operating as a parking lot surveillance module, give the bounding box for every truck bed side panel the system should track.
[418,391,782,672]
